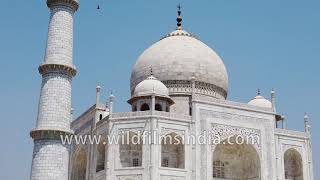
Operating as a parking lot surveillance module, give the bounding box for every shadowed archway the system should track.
[161,132,185,169]
[212,137,261,179]
[284,148,303,180]
[71,148,87,180]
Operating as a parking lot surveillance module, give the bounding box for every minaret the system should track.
[30,0,79,180]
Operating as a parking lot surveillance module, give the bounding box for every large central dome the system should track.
[130,29,229,99]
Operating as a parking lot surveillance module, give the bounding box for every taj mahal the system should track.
[29,0,314,180]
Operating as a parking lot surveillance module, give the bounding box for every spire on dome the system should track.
[176,4,183,30]
[150,66,153,76]
[257,88,261,95]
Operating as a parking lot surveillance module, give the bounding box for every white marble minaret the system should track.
[30,0,79,179]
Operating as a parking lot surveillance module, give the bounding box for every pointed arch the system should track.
[71,147,87,180]
[161,132,185,169]
[212,136,261,179]
[96,141,106,172]
[119,131,143,167]
[155,103,162,111]
[284,148,303,180]
[140,103,150,111]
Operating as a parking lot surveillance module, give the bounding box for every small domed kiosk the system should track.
[128,74,174,112]
[248,89,272,109]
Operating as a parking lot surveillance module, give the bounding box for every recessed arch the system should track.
[161,132,185,169]
[284,148,303,180]
[140,103,150,111]
[71,147,87,180]
[155,103,162,111]
[212,137,261,179]
[96,141,106,172]
[119,131,143,167]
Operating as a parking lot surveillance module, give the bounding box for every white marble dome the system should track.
[130,29,228,98]
[248,94,272,109]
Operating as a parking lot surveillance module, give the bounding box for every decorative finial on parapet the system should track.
[304,112,311,133]
[271,88,276,113]
[108,91,115,114]
[96,85,101,92]
[176,4,183,30]
[271,88,275,96]
[109,90,115,100]
[282,115,287,129]
[96,85,101,108]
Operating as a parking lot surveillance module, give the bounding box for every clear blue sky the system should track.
[0,0,319,179]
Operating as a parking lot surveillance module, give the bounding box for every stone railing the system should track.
[110,111,191,121]
[154,111,192,121]
[110,111,152,119]
[195,95,273,112]
[213,178,259,180]
[275,128,308,138]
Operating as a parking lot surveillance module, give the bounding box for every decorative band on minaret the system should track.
[30,0,79,180]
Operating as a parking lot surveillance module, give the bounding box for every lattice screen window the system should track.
[132,158,140,167]
[162,158,169,167]
[213,161,225,178]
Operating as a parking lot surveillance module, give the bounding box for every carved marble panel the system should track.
[160,175,185,180]
[118,128,144,135]
[161,127,185,137]
[211,123,261,152]
[117,174,142,180]
[200,109,267,122]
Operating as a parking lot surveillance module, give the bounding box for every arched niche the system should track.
[71,147,87,180]
[155,103,162,111]
[96,141,106,172]
[140,103,150,111]
[161,132,185,169]
[119,131,143,167]
[212,137,261,179]
[284,148,303,180]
